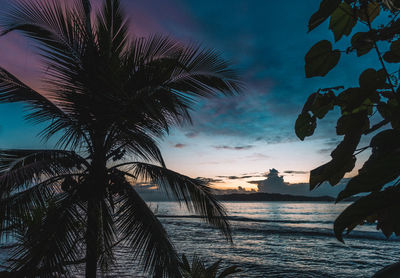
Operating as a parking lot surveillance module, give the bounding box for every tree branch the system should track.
[363,119,390,135]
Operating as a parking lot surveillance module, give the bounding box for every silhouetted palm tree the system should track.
[0,0,242,277]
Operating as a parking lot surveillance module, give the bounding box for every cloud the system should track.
[317,138,343,154]
[318,148,333,154]
[196,177,224,183]
[216,175,254,180]
[252,169,285,192]
[0,0,376,152]
[245,153,270,161]
[185,131,199,138]
[213,145,253,150]
[241,172,265,176]
[283,170,308,174]
[165,0,370,145]
[174,143,186,148]
[249,169,348,197]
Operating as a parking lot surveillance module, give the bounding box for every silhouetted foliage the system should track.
[179,254,241,278]
[297,0,400,275]
[0,0,242,277]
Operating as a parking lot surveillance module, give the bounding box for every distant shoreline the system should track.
[214,192,335,202]
[143,192,360,202]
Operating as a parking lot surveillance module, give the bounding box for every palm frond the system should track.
[167,46,243,97]
[116,182,181,278]
[0,68,68,123]
[128,35,182,68]
[0,0,96,149]
[180,254,191,273]
[9,192,85,278]
[119,35,242,130]
[126,35,242,97]
[1,0,87,67]
[96,0,129,58]
[179,254,241,278]
[217,265,242,278]
[205,259,222,277]
[0,68,89,149]
[98,198,117,273]
[120,162,232,241]
[0,149,87,194]
[0,177,58,240]
[107,128,165,167]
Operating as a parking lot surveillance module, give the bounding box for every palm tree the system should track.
[0,0,242,277]
[179,254,241,278]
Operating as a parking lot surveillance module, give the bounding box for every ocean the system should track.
[155,201,400,278]
[2,201,400,277]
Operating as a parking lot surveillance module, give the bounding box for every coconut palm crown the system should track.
[0,0,242,277]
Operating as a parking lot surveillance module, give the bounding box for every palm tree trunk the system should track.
[86,198,100,278]
[85,132,107,278]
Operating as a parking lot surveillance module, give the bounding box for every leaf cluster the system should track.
[297,0,400,250]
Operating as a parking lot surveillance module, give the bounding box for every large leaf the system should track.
[383,40,400,63]
[301,91,336,120]
[359,1,381,23]
[336,87,375,115]
[310,129,362,189]
[310,151,355,190]
[337,129,400,201]
[358,68,386,91]
[305,40,340,78]
[308,0,341,32]
[377,99,400,129]
[336,112,369,136]
[351,32,374,56]
[334,186,400,242]
[295,112,316,141]
[310,91,336,119]
[329,2,357,42]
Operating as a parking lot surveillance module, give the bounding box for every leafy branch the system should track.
[297,0,400,260]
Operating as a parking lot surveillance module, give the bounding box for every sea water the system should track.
[2,201,400,277]
[154,201,400,278]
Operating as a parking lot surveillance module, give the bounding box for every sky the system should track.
[0,0,384,196]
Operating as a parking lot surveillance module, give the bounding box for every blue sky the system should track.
[0,0,384,195]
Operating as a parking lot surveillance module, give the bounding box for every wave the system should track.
[157,214,333,225]
[157,214,400,242]
[233,226,398,241]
